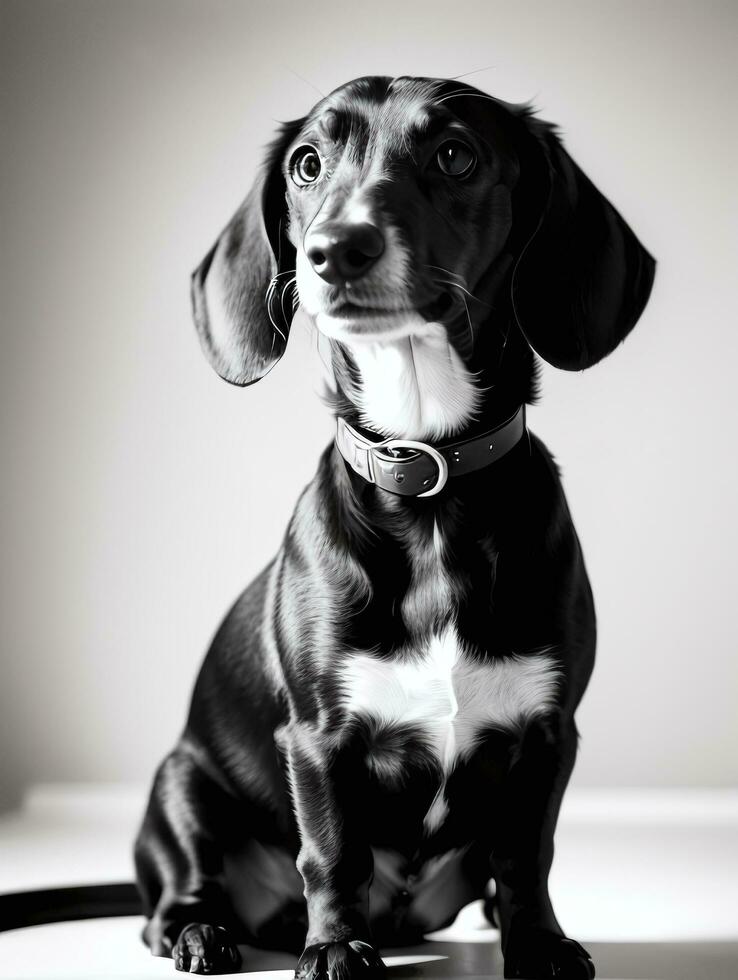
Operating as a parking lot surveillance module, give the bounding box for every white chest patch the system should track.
[340,628,561,831]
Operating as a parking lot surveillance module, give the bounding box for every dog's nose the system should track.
[305,223,385,284]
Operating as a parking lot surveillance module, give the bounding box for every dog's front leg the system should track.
[285,723,385,979]
[492,718,595,980]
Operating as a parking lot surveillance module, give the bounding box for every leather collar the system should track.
[335,405,526,498]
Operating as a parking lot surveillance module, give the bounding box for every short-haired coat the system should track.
[135,75,655,979]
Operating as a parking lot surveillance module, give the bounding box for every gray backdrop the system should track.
[1,0,736,810]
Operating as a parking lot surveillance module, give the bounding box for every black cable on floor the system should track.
[0,882,142,932]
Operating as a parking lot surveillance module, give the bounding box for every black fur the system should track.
[135,76,654,979]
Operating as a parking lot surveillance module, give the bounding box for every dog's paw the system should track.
[504,927,594,979]
[172,923,241,974]
[295,940,385,979]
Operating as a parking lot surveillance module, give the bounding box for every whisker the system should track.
[284,66,326,99]
[428,271,493,310]
[450,65,496,81]
[433,277,479,303]
[265,278,287,341]
[280,276,297,326]
[425,265,489,303]
[426,275,478,352]
[497,321,512,370]
[267,314,286,343]
[316,324,334,379]
[425,263,466,282]
[458,289,475,350]
[436,91,501,106]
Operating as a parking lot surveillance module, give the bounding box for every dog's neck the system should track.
[339,322,482,441]
[328,316,536,444]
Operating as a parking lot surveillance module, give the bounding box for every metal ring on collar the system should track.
[373,439,449,497]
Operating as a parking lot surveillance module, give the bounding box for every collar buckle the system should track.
[373,439,449,497]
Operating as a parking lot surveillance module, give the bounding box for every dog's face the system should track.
[191,76,654,389]
[282,77,519,347]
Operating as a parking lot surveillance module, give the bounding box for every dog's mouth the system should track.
[317,290,456,337]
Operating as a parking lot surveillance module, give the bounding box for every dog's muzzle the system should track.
[336,406,526,498]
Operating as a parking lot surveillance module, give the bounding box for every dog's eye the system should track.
[290,146,322,186]
[436,140,476,178]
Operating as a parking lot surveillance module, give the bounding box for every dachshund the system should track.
[134,75,655,978]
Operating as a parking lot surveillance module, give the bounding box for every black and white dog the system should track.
[135,76,655,978]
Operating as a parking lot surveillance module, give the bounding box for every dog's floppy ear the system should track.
[510,117,656,371]
[191,118,305,386]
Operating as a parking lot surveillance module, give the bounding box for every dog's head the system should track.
[192,75,655,389]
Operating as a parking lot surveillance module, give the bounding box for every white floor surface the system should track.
[0,786,736,979]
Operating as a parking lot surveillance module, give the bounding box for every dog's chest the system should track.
[340,627,560,774]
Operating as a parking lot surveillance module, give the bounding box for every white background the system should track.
[1,0,736,809]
